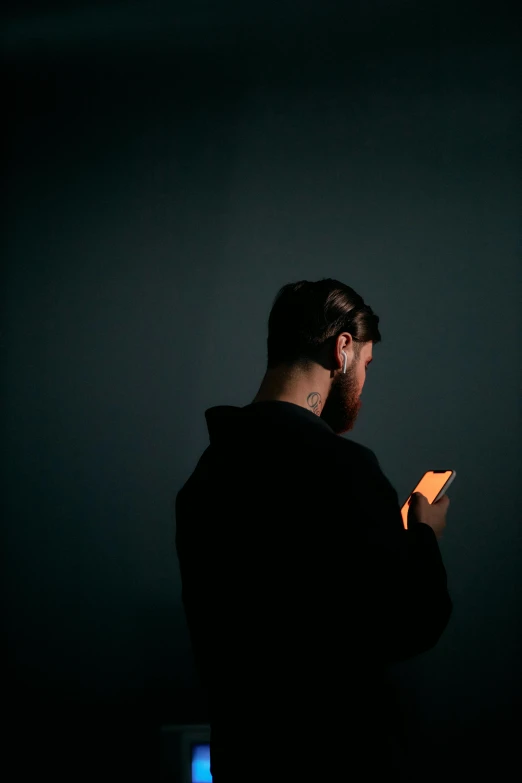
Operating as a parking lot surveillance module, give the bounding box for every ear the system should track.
[337,332,354,368]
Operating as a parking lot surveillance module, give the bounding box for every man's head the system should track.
[254,278,381,434]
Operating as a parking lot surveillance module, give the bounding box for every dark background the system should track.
[3,1,521,779]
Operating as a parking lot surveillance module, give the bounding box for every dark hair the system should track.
[266,278,382,369]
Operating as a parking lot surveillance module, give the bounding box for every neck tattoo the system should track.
[307,392,322,416]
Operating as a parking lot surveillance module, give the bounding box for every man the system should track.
[175,278,452,781]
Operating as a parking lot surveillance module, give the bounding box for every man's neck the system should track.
[251,369,329,415]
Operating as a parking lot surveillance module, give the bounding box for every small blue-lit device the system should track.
[160,724,212,782]
[191,742,212,782]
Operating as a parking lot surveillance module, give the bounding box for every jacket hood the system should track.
[205,405,246,445]
[204,401,335,446]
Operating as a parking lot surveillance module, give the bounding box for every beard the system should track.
[320,364,362,435]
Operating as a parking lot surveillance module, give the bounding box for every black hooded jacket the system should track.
[175,400,452,780]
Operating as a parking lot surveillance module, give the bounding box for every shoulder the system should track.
[328,435,398,500]
[328,434,381,470]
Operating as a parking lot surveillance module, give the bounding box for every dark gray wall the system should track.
[3,1,521,778]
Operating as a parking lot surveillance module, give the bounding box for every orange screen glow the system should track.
[401,470,453,529]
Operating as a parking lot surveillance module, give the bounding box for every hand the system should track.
[407,492,450,540]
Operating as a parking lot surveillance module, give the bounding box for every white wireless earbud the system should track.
[341,351,347,374]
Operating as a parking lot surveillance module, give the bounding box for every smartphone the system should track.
[401,470,456,529]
